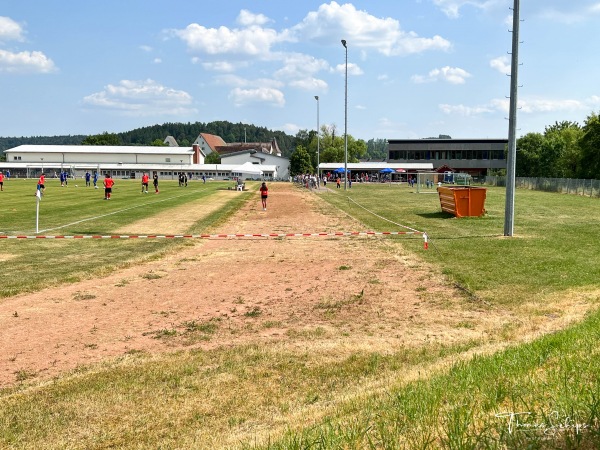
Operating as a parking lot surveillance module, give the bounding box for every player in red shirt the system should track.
[141,173,149,193]
[103,174,115,200]
[0,171,4,191]
[259,182,268,211]
[37,173,46,195]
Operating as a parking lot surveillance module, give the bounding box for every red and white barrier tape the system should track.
[0,230,423,240]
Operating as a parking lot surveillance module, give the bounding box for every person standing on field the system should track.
[93,171,98,189]
[141,172,149,193]
[259,182,268,211]
[0,171,4,191]
[103,174,114,200]
[85,171,91,187]
[153,173,159,193]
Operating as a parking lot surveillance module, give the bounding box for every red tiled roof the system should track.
[199,133,227,152]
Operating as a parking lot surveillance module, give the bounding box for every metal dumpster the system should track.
[437,186,487,217]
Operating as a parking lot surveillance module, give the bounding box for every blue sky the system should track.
[1,0,599,141]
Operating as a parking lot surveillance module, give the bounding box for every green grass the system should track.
[0,178,253,297]
[251,308,600,449]
[319,183,600,304]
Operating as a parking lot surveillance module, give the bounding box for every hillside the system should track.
[0,121,296,158]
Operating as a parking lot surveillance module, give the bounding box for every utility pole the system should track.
[504,0,520,236]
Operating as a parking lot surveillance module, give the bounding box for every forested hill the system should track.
[0,121,296,158]
[118,121,295,157]
[0,135,86,153]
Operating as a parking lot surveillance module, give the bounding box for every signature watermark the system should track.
[495,411,589,436]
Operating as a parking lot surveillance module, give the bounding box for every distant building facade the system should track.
[387,138,508,177]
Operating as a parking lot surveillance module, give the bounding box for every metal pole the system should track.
[315,95,320,179]
[341,39,348,190]
[36,191,41,233]
[504,0,520,236]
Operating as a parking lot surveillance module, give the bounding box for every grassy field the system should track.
[0,177,252,297]
[320,183,600,305]
[0,180,599,449]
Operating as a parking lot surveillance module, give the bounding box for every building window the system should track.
[165,158,171,162]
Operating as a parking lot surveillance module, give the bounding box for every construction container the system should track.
[437,186,487,217]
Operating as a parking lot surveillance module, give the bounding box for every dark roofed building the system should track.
[387,138,508,177]
[215,137,282,157]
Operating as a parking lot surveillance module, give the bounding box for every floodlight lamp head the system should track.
[314,95,319,101]
[341,39,347,48]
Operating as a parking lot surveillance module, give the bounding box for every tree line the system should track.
[516,112,600,179]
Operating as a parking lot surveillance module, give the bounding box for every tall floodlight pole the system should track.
[314,95,320,179]
[504,0,520,236]
[341,39,348,190]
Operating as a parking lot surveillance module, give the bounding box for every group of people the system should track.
[29,172,272,212]
[140,173,159,194]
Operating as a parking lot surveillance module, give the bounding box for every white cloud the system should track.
[439,103,495,116]
[82,79,196,116]
[334,62,364,76]
[490,55,510,75]
[236,9,271,27]
[288,77,328,91]
[202,60,244,72]
[171,22,283,57]
[292,2,451,56]
[411,66,471,84]
[432,0,504,19]
[0,49,56,73]
[214,74,283,89]
[153,58,162,64]
[228,87,285,107]
[0,16,25,42]
[139,45,153,53]
[538,4,600,24]
[280,122,301,135]
[273,53,330,80]
[442,95,595,117]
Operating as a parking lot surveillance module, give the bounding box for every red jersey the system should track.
[104,177,115,188]
[259,185,268,197]
[38,175,45,185]
[142,174,149,183]
[0,173,4,182]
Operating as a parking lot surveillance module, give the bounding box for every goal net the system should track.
[416,172,444,193]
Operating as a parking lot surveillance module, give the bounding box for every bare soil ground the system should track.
[0,183,593,387]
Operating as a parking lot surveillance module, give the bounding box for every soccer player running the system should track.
[37,173,46,195]
[103,174,114,200]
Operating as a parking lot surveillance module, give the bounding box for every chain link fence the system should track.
[483,176,600,198]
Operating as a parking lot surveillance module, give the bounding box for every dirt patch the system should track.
[0,183,595,387]
[114,190,238,235]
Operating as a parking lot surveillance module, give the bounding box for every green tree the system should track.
[81,132,120,146]
[150,139,167,146]
[579,112,600,179]
[289,145,313,176]
[365,138,388,160]
[516,133,543,177]
[204,152,221,164]
[317,125,366,164]
[543,121,583,178]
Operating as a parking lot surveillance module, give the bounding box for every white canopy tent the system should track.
[230,162,263,178]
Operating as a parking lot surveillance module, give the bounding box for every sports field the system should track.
[1,178,599,448]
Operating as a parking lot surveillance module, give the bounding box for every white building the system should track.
[1,144,287,180]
